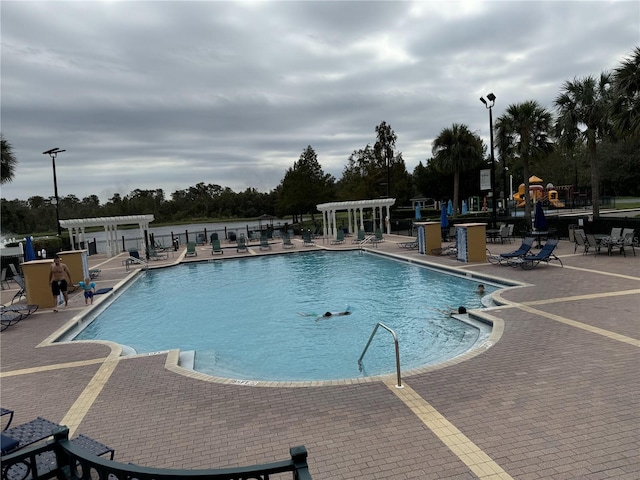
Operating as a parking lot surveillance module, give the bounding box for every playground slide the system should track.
[549,198,565,208]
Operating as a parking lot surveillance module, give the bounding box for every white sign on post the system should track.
[480,169,491,191]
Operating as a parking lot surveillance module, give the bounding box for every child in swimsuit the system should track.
[78,277,96,305]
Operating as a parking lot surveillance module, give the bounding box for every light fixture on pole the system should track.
[480,93,497,228]
[42,148,66,236]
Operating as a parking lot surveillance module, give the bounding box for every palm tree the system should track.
[431,123,484,217]
[1,134,17,184]
[554,73,613,219]
[610,47,640,138]
[495,101,554,227]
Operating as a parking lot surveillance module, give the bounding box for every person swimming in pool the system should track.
[298,306,352,320]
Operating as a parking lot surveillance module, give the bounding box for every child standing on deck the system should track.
[78,277,96,305]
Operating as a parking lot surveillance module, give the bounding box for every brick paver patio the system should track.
[1,234,638,479]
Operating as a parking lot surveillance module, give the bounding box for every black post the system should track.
[480,94,497,228]
[489,105,497,228]
[43,148,66,236]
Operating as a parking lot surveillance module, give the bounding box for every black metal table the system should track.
[527,229,557,248]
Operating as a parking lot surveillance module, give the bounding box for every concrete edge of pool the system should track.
[44,247,519,388]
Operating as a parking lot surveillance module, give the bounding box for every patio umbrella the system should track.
[415,202,421,220]
[447,199,453,216]
[440,206,449,229]
[462,200,468,215]
[534,201,548,231]
[24,236,36,262]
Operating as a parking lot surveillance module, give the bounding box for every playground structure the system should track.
[512,175,568,208]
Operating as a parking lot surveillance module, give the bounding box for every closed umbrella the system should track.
[447,199,453,216]
[440,206,449,229]
[24,236,36,262]
[534,201,547,231]
[462,200,468,215]
[415,202,421,220]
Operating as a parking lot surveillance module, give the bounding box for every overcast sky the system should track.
[1,1,638,204]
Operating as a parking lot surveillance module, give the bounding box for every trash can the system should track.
[173,238,179,251]
[210,232,218,242]
[228,231,237,242]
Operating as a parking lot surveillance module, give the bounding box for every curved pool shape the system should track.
[72,251,493,381]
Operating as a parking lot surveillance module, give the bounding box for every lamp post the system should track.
[42,148,66,236]
[480,93,497,228]
[503,166,509,217]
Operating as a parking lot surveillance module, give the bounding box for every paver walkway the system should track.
[1,235,638,479]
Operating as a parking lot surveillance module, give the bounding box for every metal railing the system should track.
[358,322,402,388]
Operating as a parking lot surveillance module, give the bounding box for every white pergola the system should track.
[316,198,396,239]
[59,215,155,258]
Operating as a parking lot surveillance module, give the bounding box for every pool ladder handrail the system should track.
[358,322,402,388]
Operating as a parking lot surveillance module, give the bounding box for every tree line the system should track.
[2,47,638,235]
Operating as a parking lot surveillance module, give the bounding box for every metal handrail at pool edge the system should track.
[358,322,402,388]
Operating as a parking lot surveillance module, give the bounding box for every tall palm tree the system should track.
[610,47,640,138]
[495,101,554,226]
[431,123,484,217]
[554,73,612,219]
[1,134,17,185]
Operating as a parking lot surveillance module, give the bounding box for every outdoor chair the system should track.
[282,232,295,249]
[351,229,365,244]
[585,233,602,255]
[1,268,11,290]
[330,230,345,245]
[519,239,563,270]
[487,237,534,266]
[185,242,197,257]
[211,238,223,255]
[302,230,314,247]
[259,234,271,251]
[148,247,169,261]
[574,230,589,255]
[236,235,248,253]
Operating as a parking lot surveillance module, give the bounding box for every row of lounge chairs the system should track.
[488,237,563,269]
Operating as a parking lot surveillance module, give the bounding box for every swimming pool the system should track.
[70,251,495,382]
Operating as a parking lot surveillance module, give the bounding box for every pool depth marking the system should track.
[386,380,513,479]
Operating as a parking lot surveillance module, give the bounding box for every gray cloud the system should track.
[1,0,637,204]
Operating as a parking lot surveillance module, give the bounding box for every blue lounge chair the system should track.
[487,237,534,266]
[519,239,563,270]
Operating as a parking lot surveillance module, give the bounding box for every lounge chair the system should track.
[397,239,418,249]
[148,247,169,261]
[351,229,365,244]
[259,234,271,251]
[9,274,26,305]
[330,230,345,245]
[128,249,140,259]
[519,239,563,270]
[302,230,314,247]
[236,235,248,253]
[1,311,23,332]
[185,242,197,257]
[211,238,223,255]
[487,237,534,266]
[282,232,295,249]
[374,228,384,243]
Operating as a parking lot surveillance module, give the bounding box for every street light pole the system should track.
[480,93,497,228]
[42,148,66,236]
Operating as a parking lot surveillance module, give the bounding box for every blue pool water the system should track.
[72,251,494,381]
